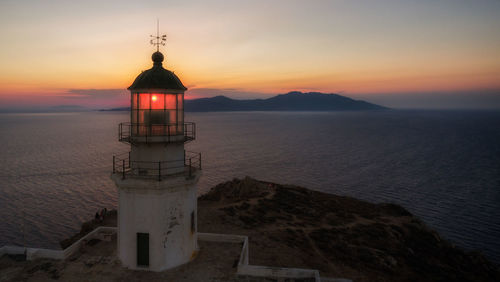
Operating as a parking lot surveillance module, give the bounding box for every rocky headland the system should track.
[1,177,499,281]
[198,177,499,282]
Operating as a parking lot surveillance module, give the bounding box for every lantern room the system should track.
[120,51,194,143]
[130,92,183,136]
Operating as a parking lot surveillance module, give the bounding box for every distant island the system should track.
[100,91,388,112]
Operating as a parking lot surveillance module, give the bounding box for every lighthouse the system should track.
[111,31,201,271]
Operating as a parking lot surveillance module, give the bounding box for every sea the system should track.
[0,110,499,264]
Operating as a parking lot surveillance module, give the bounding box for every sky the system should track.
[0,0,499,110]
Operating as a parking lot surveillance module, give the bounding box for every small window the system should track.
[191,211,195,234]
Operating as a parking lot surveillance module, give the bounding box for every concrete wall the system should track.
[0,227,117,261]
[197,232,324,282]
[118,181,197,272]
[130,143,184,175]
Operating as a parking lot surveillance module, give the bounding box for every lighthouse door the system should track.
[137,233,149,267]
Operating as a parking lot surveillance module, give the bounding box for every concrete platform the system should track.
[0,235,245,282]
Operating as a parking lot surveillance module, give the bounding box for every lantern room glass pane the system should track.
[137,110,147,135]
[139,94,150,110]
[132,93,138,110]
[168,110,177,125]
[138,110,146,124]
[177,94,183,133]
[131,110,138,124]
[166,94,176,110]
[150,94,164,110]
[150,110,164,124]
[177,94,183,110]
[131,94,138,135]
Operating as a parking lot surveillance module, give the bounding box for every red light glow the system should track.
[151,95,157,102]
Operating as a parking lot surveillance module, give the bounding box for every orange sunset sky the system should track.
[0,0,499,110]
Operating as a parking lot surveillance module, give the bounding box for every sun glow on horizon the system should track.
[0,0,499,109]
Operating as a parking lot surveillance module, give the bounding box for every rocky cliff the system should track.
[198,177,500,282]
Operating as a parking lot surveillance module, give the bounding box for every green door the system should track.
[137,233,149,267]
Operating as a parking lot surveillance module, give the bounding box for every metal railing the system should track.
[118,122,196,144]
[112,151,201,181]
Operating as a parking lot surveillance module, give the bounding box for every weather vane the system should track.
[150,19,166,52]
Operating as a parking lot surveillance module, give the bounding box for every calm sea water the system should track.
[0,110,499,263]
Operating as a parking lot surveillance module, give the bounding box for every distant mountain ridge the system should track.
[0,105,90,113]
[185,91,387,112]
[100,91,387,112]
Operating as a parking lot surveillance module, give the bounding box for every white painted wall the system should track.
[0,227,117,261]
[117,178,198,272]
[197,233,331,282]
[130,143,185,175]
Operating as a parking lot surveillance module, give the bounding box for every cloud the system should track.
[351,89,500,109]
[185,88,274,99]
[45,88,130,109]
[64,88,129,99]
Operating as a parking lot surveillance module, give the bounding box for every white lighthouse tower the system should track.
[111,32,201,271]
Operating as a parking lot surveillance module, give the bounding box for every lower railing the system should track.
[113,151,201,181]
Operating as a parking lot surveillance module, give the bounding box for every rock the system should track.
[84,256,102,268]
[59,209,117,249]
[386,255,398,267]
[199,176,271,202]
[198,177,500,282]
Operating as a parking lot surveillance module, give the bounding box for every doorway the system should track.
[137,233,149,267]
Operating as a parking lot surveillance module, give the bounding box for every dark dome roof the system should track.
[128,51,187,91]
